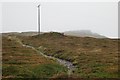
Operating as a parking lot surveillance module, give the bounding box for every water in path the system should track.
[22,44,76,75]
[9,36,76,76]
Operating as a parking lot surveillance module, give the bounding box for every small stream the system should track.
[22,44,76,75]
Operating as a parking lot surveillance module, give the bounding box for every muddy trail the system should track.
[22,44,76,76]
[9,36,76,76]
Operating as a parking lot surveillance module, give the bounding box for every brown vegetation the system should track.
[2,32,119,79]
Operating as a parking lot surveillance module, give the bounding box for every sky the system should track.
[0,1,118,38]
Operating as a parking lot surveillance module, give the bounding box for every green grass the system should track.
[32,63,68,78]
[2,63,68,79]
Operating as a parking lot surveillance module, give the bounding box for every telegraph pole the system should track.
[38,4,40,35]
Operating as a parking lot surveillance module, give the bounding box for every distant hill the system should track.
[2,30,107,38]
[20,32,40,36]
[2,32,43,36]
[64,30,107,38]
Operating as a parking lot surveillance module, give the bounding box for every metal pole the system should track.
[38,5,40,35]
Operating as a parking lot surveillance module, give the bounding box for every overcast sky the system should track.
[1,2,118,38]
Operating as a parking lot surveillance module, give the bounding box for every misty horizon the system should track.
[1,29,118,39]
[1,2,118,38]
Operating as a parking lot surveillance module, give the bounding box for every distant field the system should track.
[2,32,119,79]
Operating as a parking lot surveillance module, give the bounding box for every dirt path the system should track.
[22,44,76,75]
[9,36,76,76]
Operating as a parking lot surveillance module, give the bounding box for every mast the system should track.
[38,4,40,35]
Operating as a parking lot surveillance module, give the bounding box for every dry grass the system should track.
[18,32,119,78]
[2,34,67,78]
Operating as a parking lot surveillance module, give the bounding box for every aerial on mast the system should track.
[37,4,40,35]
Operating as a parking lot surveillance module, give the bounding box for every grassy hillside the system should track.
[2,32,119,79]
[18,32,119,78]
[2,35,68,79]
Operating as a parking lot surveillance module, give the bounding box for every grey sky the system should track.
[1,2,118,38]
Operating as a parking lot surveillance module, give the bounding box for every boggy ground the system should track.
[2,34,68,79]
[2,32,120,79]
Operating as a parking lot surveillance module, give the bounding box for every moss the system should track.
[32,63,68,78]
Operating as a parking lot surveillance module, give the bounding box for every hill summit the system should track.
[33,32,65,38]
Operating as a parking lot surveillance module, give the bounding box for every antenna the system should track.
[37,4,40,35]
